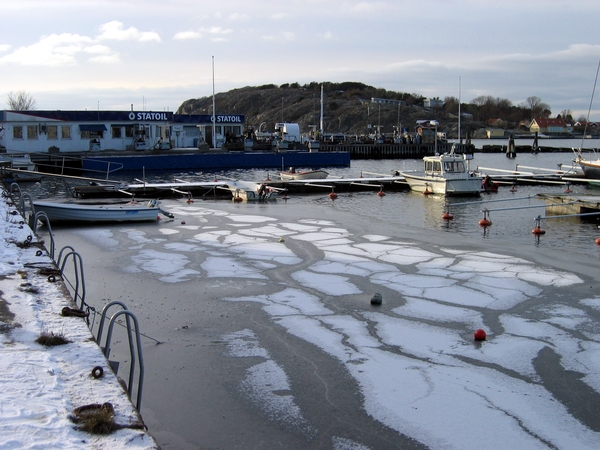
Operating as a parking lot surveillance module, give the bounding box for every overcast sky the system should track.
[1,0,600,120]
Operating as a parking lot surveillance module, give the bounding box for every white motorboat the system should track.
[399,149,482,196]
[32,199,172,224]
[0,153,36,171]
[279,167,329,181]
[224,180,278,202]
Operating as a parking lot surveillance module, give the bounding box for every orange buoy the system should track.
[474,329,487,341]
[377,190,386,197]
[186,198,194,203]
[423,189,432,196]
[595,237,600,246]
[479,209,492,227]
[329,192,338,200]
[442,212,454,220]
[532,227,546,235]
[233,196,243,203]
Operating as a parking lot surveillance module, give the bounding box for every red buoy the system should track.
[329,192,338,200]
[233,196,243,203]
[478,218,492,227]
[532,227,546,235]
[442,212,454,220]
[377,190,386,197]
[596,237,600,246]
[474,329,487,341]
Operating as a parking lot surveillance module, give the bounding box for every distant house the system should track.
[574,121,599,128]
[486,129,505,139]
[487,118,506,128]
[423,98,444,109]
[529,117,568,135]
[371,97,405,106]
[518,120,532,130]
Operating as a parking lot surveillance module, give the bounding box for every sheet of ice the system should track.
[392,298,484,328]
[225,288,334,317]
[226,214,277,223]
[72,228,119,249]
[362,234,391,242]
[158,228,179,235]
[222,329,315,437]
[292,270,362,296]
[201,256,267,279]
[581,297,600,311]
[130,249,200,282]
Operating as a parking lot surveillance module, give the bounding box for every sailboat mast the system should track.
[212,55,216,148]
[320,84,324,135]
[458,76,461,144]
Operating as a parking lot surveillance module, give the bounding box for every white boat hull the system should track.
[402,173,482,195]
[33,201,161,223]
[579,159,600,179]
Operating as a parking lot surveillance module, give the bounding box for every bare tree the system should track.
[521,96,550,119]
[7,90,37,110]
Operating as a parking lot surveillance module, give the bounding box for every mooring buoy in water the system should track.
[370,293,382,305]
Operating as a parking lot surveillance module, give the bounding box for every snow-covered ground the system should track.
[0,191,158,449]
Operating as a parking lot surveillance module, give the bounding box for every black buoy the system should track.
[370,293,382,305]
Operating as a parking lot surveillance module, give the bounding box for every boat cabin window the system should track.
[425,161,442,172]
[13,126,23,139]
[443,161,465,173]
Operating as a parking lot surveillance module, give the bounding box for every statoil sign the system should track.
[213,115,244,123]
[128,112,173,121]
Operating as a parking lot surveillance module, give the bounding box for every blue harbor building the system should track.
[0,110,351,172]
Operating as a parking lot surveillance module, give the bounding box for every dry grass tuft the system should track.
[35,330,71,346]
[71,403,116,435]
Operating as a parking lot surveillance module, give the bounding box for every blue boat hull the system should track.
[82,151,351,172]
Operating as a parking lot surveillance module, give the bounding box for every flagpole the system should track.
[212,56,216,148]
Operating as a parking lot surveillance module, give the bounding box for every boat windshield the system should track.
[425,161,442,172]
[443,161,465,173]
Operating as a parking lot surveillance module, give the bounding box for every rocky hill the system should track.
[177,82,475,139]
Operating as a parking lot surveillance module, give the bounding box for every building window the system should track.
[125,125,135,138]
[80,130,104,139]
[13,126,23,139]
[47,125,58,139]
[27,125,38,140]
[111,126,122,138]
[61,126,71,139]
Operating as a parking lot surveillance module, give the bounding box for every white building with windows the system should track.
[0,110,246,153]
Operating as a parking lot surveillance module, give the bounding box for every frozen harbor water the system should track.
[45,192,600,449]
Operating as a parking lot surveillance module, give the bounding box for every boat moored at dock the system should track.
[399,149,482,196]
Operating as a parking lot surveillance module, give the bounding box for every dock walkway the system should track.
[0,189,159,449]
